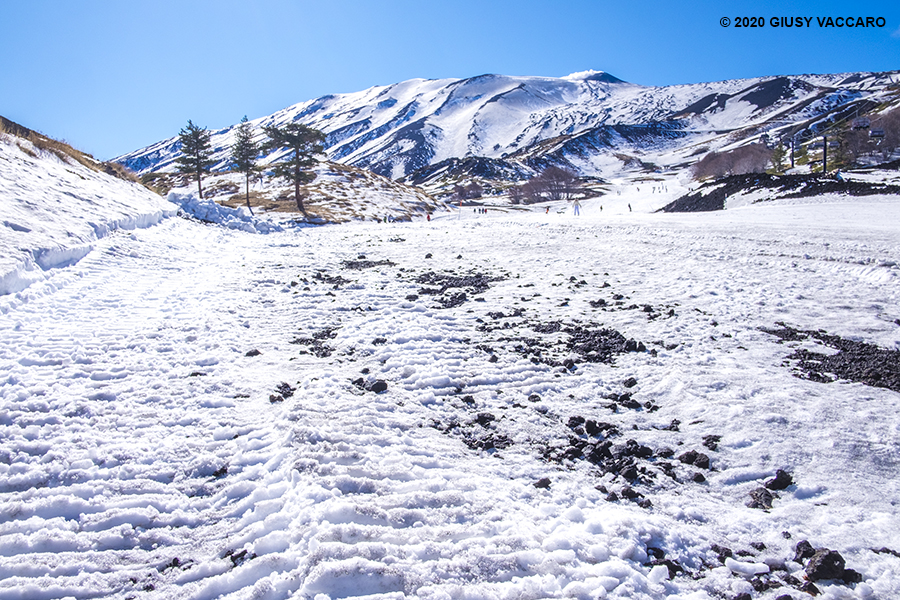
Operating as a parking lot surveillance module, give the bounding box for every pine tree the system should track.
[262,123,325,216]
[230,116,260,215]
[176,120,214,199]
[768,144,787,174]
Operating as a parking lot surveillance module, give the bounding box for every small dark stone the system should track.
[798,581,819,595]
[702,434,721,451]
[638,498,653,509]
[276,382,295,398]
[711,544,733,563]
[460,395,475,405]
[456,254,463,259]
[766,469,793,490]
[567,416,586,429]
[623,377,638,388]
[527,394,541,402]
[793,540,816,563]
[750,541,767,551]
[693,453,710,469]
[269,394,284,403]
[372,337,387,345]
[489,354,498,363]
[691,472,706,483]
[841,568,862,584]
[605,492,619,502]
[806,549,846,581]
[647,547,665,560]
[367,380,388,394]
[747,487,774,509]
[678,450,698,465]
[656,447,675,458]
[782,531,792,539]
[245,349,261,357]
[731,594,751,600]
[212,465,228,478]
[405,294,419,301]
[621,486,641,500]
[475,412,495,426]
[774,595,794,600]
[620,465,639,480]
[563,358,576,371]
[425,253,432,259]
[534,477,551,489]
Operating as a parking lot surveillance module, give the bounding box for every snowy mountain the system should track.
[115,69,900,194]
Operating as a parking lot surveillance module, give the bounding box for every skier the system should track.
[628,203,632,212]
[427,213,431,222]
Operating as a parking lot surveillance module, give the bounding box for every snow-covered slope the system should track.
[1,189,899,599]
[0,128,177,296]
[115,70,900,187]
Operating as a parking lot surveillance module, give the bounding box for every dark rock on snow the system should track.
[806,549,846,581]
[793,540,817,563]
[765,469,793,490]
[747,487,774,509]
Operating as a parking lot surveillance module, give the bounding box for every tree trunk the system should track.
[245,174,253,216]
[293,150,307,216]
[196,170,203,199]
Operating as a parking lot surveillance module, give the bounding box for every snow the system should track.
[2,146,900,599]
[0,134,177,296]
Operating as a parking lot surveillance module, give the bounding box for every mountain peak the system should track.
[562,69,625,84]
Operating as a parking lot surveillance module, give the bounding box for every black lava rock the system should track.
[765,469,793,490]
[678,450,710,469]
[623,377,638,388]
[731,594,752,600]
[793,540,816,563]
[806,549,846,581]
[702,434,721,451]
[534,477,551,489]
[691,472,706,483]
[245,349,261,357]
[841,568,862,584]
[367,380,388,394]
[747,487,774,509]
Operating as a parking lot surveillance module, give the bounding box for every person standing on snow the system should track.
[572,199,581,216]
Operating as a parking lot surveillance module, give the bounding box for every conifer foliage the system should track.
[176,120,214,199]
[262,123,326,216]
[230,116,260,215]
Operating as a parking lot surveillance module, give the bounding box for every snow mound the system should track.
[167,192,285,233]
[0,133,177,296]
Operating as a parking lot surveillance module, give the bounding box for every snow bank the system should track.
[0,134,177,296]
[166,192,284,234]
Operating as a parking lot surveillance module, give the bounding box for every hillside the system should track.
[115,70,900,198]
[0,117,177,296]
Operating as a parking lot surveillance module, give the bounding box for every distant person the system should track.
[628,203,632,212]
[546,206,549,214]
[572,199,581,216]
[427,213,431,222]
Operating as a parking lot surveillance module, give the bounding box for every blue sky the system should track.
[2,0,898,160]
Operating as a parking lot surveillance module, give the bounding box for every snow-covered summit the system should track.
[115,69,899,186]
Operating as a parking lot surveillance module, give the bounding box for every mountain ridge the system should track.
[115,69,900,196]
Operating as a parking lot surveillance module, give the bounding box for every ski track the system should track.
[1,206,899,600]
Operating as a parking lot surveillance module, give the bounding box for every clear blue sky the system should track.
[2,0,898,160]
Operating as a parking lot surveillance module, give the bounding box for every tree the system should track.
[230,116,260,215]
[176,120,214,199]
[262,123,326,216]
[768,143,787,174]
